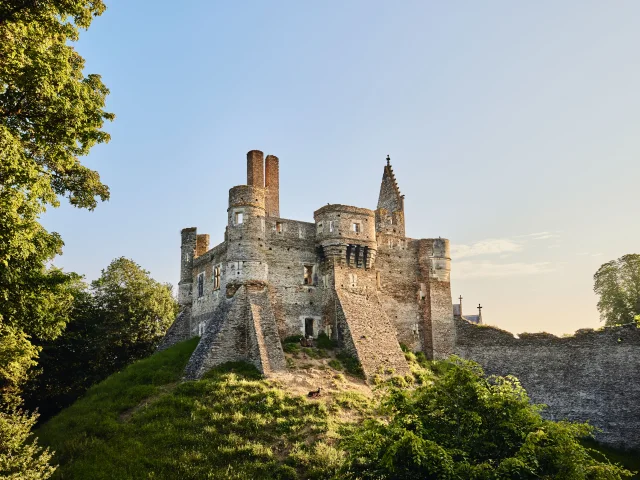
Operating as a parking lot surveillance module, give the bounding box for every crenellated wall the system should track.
[455,319,640,450]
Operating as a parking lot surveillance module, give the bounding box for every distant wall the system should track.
[455,319,640,450]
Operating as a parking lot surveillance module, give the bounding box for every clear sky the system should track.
[42,1,640,335]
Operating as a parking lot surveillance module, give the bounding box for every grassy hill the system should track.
[36,338,639,479]
[36,338,355,479]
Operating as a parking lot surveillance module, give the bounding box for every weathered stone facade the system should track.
[161,148,640,451]
[455,319,640,450]
[163,151,454,380]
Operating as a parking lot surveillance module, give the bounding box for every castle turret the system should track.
[314,204,377,268]
[178,227,197,306]
[376,155,405,237]
[226,184,268,285]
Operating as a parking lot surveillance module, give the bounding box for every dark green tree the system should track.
[1,1,111,477]
[594,254,640,326]
[341,358,632,479]
[25,258,179,421]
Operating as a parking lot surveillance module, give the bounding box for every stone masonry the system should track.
[160,149,640,450]
[162,151,455,380]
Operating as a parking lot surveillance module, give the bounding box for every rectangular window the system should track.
[276,222,283,233]
[197,272,204,298]
[329,221,334,233]
[349,273,357,287]
[352,222,360,233]
[303,265,314,285]
[235,212,244,225]
[213,265,221,290]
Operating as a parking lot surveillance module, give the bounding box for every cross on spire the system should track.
[478,303,483,316]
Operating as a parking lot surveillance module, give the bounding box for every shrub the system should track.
[328,359,343,371]
[336,352,364,379]
[316,332,338,349]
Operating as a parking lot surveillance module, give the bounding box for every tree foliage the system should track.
[341,358,632,479]
[25,258,179,421]
[1,2,112,477]
[594,254,640,326]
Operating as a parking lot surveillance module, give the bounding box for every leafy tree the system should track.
[25,258,179,421]
[1,2,112,477]
[341,358,632,479]
[0,409,54,480]
[594,254,640,326]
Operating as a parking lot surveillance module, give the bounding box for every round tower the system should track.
[314,204,377,268]
[226,185,268,284]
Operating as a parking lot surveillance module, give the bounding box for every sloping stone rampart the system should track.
[335,288,410,378]
[247,287,286,373]
[157,308,191,351]
[455,318,640,450]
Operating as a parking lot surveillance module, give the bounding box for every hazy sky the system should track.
[42,1,640,335]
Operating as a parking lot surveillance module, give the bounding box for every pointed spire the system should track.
[377,155,403,212]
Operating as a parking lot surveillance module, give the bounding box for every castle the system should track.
[161,149,640,450]
[162,150,455,379]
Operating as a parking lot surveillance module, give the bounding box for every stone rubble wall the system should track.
[247,287,286,373]
[156,307,191,351]
[455,318,640,450]
[334,277,410,379]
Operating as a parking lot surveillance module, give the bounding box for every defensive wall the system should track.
[454,318,640,450]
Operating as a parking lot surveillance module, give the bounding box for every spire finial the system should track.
[386,155,390,166]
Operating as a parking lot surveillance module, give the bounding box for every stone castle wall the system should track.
[454,318,640,450]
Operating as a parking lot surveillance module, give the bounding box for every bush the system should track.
[328,359,343,371]
[336,352,364,379]
[340,357,633,479]
[283,342,300,354]
[283,335,303,344]
[316,332,337,349]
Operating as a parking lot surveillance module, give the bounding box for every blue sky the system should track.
[42,1,640,334]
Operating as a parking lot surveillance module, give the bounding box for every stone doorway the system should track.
[305,318,314,338]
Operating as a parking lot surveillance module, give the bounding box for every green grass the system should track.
[36,339,342,479]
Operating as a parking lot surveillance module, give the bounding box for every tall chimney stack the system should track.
[247,150,264,187]
[265,154,280,217]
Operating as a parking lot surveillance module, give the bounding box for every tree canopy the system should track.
[0,1,112,477]
[26,258,179,421]
[593,254,640,326]
[341,358,632,479]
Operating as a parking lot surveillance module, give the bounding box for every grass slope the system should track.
[37,339,639,479]
[37,339,344,479]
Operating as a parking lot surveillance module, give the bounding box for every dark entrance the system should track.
[305,318,314,338]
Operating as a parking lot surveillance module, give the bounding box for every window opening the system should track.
[213,265,221,290]
[355,245,361,268]
[276,222,283,233]
[197,273,204,298]
[260,218,265,232]
[352,222,360,233]
[346,245,353,265]
[303,265,314,285]
[329,221,334,232]
[376,271,382,290]
[363,246,369,269]
[305,318,314,338]
[235,212,243,225]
